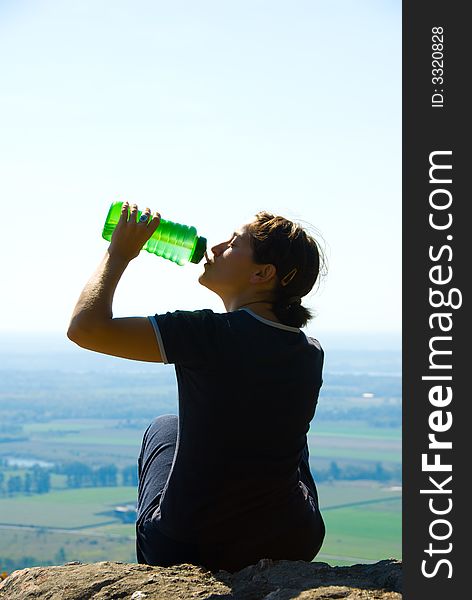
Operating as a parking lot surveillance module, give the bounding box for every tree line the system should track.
[0,459,400,498]
[314,460,401,482]
[0,465,50,496]
[0,463,138,497]
[57,462,138,488]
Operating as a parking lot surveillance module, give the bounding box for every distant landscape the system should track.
[0,334,401,573]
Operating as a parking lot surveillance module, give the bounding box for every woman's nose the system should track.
[211,241,226,256]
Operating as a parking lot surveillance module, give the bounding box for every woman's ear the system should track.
[250,263,277,284]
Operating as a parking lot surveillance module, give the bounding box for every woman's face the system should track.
[198,223,260,297]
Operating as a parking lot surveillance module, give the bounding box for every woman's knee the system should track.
[144,414,178,445]
[149,414,178,429]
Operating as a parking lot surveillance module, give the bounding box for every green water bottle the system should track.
[102,201,207,266]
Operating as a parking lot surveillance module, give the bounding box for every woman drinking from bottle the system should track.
[67,201,326,573]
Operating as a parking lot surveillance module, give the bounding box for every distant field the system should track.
[23,420,123,433]
[22,419,144,448]
[2,419,144,466]
[316,481,401,563]
[0,341,401,572]
[5,417,401,468]
[0,481,401,568]
[1,417,401,564]
[311,420,401,440]
[0,528,136,565]
[1,415,401,569]
[0,487,137,528]
[310,444,400,464]
[318,481,401,508]
[305,419,401,466]
[319,500,401,563]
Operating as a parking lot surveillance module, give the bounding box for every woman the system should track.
[68,201,326,573]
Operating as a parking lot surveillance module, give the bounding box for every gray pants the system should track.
[136,414,325,572]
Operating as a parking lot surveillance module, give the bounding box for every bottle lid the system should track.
[189,236,207,264]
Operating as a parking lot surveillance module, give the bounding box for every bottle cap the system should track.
[189,236,207,264]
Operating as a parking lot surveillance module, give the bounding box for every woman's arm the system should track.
[67,202,163,362]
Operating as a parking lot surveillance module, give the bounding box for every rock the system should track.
[0,558,402,599]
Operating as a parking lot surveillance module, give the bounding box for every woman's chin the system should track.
[198,272,211,288]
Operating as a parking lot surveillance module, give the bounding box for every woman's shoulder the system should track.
[306,336,323,351]
[157,309,323,351]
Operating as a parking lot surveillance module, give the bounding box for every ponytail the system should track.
[272,297,314,328]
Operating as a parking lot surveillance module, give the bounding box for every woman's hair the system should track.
[246,211,327,328]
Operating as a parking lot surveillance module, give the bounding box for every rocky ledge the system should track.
[0,558,402,599]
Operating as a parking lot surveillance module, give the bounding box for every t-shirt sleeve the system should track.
[148,309,224,365]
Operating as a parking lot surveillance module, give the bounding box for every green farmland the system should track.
[4,418,401,469]
[0,416,402,571]
[0,481,401,569]
[0,487,136,529]
[318,484,401,564]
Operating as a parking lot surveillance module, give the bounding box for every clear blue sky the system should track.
[0,0,401,340]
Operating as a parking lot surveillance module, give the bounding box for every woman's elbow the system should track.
[67,319,92,347]
[67,321,83,345]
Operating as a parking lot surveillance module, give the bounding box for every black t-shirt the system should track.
[147,307,324,546]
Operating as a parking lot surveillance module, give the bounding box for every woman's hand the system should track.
[67,201,163,362]
[108,202,161,263]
